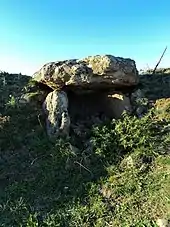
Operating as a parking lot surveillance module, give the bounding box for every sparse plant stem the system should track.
[152,46,167,75]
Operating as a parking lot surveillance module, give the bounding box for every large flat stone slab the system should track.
[33,55,139,91]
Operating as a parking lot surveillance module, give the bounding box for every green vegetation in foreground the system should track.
[0,71,170,226]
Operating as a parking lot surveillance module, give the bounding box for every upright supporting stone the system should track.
[107,93,132,118]
[43,90,70,138]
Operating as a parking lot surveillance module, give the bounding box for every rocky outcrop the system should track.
[140,68,170,75]
[33,54,139,138]
[33,55,138,90]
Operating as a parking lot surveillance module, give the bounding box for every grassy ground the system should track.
[0,71,170,226]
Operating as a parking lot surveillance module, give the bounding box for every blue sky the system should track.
[0,0,170,75]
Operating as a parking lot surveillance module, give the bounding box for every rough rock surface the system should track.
[33,54,139,138]
[33,55,138,90]
[43,90,70,137]
[156,219,170,227]
[107,93,132,118]
[130,89,149,118]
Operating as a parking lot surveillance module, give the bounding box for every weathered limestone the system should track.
[33,55,138,90]
[32,54,139,138]
[107,93,132,118]
[156,218,170,227]
[42,90,70,137]
[130,89,149,118]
